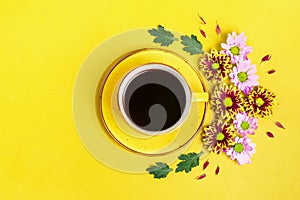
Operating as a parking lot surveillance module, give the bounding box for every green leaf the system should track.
[175,152,202,173]
[146,162,173,179]
[180,35,203,55]
[148,25,178,46]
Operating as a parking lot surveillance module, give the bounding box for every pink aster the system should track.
[227,137,256,165]
[229,60,259,95]
[233,112,258,136]
[221,32,253,64]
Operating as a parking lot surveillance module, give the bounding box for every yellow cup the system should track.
[117,63,208,135]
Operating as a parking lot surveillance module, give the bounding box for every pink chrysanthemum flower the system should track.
[221,32,253,64]
[233,112,258,136]
[229,60,259,95]
[226,137,256,165]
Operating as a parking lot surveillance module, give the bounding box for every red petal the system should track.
[268,69,276,74]
[261,54,272,63]
[196,174,206,180]
[215,166,220,175]
[275,121,285,129]
[203,160,209,170]
[197,14,206,24]
[266,131,274,138]
[200,29,207,38]
[216,23,221,36]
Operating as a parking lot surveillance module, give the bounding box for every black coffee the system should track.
[129,83,181,131]
[123,68,187,132]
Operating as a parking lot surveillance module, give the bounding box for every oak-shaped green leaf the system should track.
[146,162,173,179]
[175,152,201,173]
[148,25,178,46]
[180,35,203,55]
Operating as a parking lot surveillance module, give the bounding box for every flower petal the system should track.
[196,174,206,180]
[215,166,220,175]
[268,69,276,74]
[216,23,221,36]
[200,29,207,38]
[197,14,206,24]
[237,152,251,165]
[203,160,209,170]
[266,131,274,138]
[221,43,229,49]
[248,66,257,74]
[237,32,247,44]
[275,121,285,129]
[261,54,272,64]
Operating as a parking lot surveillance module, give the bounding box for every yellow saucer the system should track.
[73,28,208,173]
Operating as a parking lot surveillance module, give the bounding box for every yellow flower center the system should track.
[234,143,244,153]
[241,121,250,130]
[237,72,248,82]
[256,97,264,106]
[216,132,225,141]
[230,46,240,55]
[212,63,220,70]
[224,97,233,107]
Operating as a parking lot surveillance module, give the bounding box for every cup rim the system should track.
[117,63,192,135]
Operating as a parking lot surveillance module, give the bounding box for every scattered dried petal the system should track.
[197,14,206,24]
[268,69,276,74]
[275,121,285,129]
[261,54,272,64]
[196,174,206,180]
[216,23,221,36]
[266,131,274,138]
[200,29,207,38]
[215,166,220,175]
[203,160,209,170]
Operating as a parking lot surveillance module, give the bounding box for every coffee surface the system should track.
[128,83,182,131]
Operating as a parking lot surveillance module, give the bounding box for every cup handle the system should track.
[192,92,209,102]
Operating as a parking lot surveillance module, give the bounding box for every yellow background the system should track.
[1,0,299,199]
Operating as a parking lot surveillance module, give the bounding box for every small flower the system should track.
[211,84,244,120]
[229,60,259,95]
[234,112,258,136]
[199,50,233,82]
[202,120,235,153]
[226,137,256,165]
[245,86,276,117]
[221,32,253,64]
